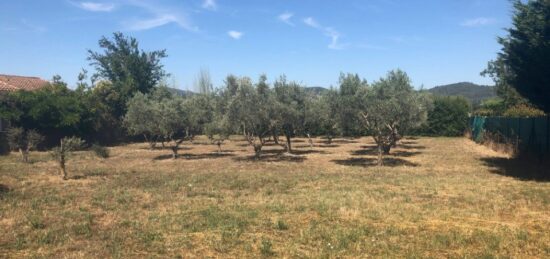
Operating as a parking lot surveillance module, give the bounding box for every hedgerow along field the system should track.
[1,136,548,258]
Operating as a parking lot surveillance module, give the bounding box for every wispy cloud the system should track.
[460,17,496,27]
[227,30,243,39]
[303,17,345,50]
[77,2,115,12]
[202,0,217,10]
[126,15,187,31]
[68,0,197,31]
[303,17,320,28]
[123,0,197,31]
[278,12,294,26]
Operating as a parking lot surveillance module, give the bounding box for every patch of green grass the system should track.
[260,238,274,257]
[27,214,46,229]
[275,219,288,230]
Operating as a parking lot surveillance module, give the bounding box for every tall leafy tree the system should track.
[194,68,214,94]
[484,0,550,112]
[88,32,168,118]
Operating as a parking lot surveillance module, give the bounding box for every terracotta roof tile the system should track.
[0,74,49,92]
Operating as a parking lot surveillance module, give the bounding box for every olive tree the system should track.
[357,70,430,165]
[336,73,367,136]
[273,76,306,153]
[51,137,84,180]
[225,76,273,159]
[204,117,230,153]
[303,91,339,146]
[320,89,340,144]
[124,92,161,149]
[156,97,192,159]
[6,127,44,163]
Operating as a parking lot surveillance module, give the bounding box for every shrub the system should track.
[51,137,84,180]
[260,238,274,256]
[91,144,109,158]
[503,104,545,118]
[6,127,44,162]
[426,96,470,136]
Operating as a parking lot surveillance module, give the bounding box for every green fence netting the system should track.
[470,116,550,155]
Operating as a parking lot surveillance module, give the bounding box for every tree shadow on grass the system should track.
[232,153,306,163]
[0,184,10,198]
[71,170,109,180]
[353,145,422,157]
[140,146,192,151]
[296,143,341,149]
[153,152,236,161]
[480,157,550,182]
[398,143,427,150]
[261,148,327,156]
[292,149,328,155]
[329,139,359,144]
[317,144,341,148]
[191,141,213,146]
[332,157,419,168]
[400,140,419,145]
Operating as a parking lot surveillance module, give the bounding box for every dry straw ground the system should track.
[0,137,549,258]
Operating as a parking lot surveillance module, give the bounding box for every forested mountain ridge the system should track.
[428,82,496,104]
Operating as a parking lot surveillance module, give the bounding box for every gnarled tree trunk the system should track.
[217,141,222,153]
[272,130,279,145]
[307,133,314,148]
[285,133,292,153]
[59,155,67,180]
[19,148,29,163]
[327,135,333,144]
[253,144,262,159]
[377,144,383,166]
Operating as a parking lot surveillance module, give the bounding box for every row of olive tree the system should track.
[125,69,431,165]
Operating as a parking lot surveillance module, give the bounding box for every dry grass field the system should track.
[0,137,549,258]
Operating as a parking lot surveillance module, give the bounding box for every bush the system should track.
[474,98,506,116]
[260,238,274,256]
[425,96,470,136]
[91,144,109,158]
[503,104,545,118]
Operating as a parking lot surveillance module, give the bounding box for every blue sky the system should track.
[0,0,512,90]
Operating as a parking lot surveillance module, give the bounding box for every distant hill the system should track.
[168,87,195,97]
[428,82,496,105]
[303,86,329,96]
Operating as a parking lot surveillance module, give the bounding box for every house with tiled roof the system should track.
[0,74,49,92]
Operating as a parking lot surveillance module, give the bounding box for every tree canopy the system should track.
[484,0,550,112]
[358,70,430,165]
[88,32,168,118]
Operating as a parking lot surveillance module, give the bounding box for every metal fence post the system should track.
[547,116,550,153]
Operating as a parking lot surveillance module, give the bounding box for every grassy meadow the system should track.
[0,137,549,258]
